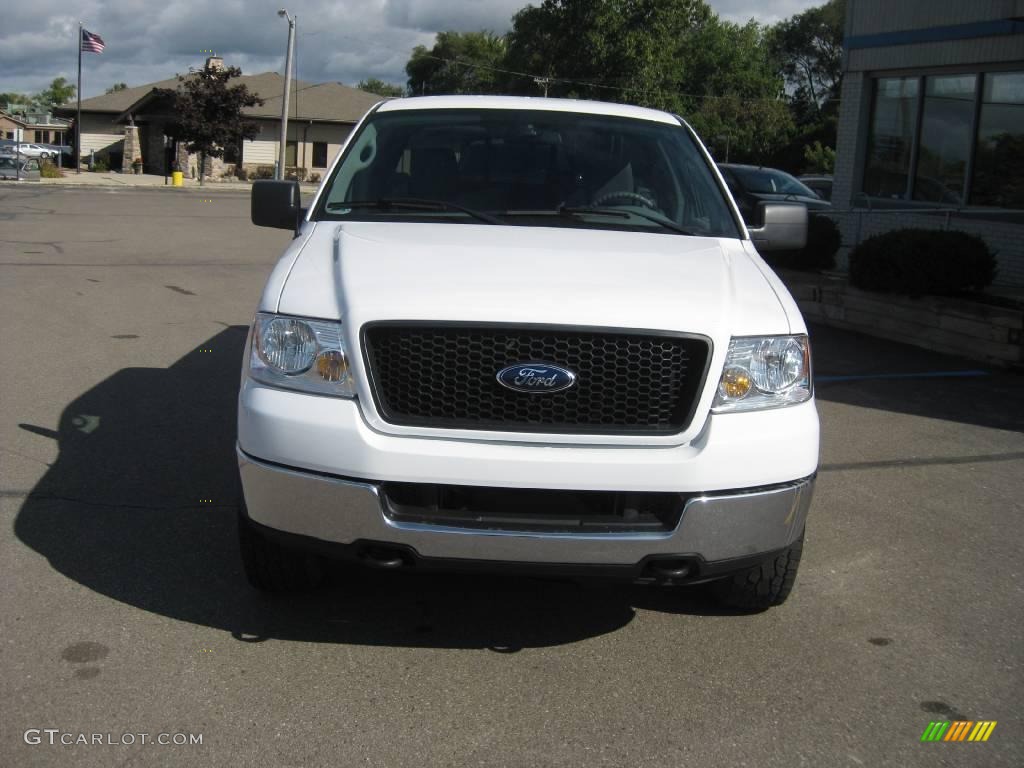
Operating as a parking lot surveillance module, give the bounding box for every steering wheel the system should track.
[592,190,658,210]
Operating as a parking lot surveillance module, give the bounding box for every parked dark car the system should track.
[718,163,831,226]
[798,175,833,202]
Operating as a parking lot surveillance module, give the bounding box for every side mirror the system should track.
[251,179,304,233]
[747,202,808,251]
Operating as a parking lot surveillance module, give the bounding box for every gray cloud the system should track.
[0,0,822,99]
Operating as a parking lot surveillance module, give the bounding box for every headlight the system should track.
[712,335,811,413]
[249,313,355,396]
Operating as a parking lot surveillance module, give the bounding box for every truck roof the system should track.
[375,95,680,125]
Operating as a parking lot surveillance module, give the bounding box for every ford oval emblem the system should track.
[496,362,577,393]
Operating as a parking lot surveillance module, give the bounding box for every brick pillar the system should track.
[122,124,141,173]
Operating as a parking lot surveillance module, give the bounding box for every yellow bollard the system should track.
[172,171,184,187]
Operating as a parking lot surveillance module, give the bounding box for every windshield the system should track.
[315,108,739,238]
[728,166,817,198]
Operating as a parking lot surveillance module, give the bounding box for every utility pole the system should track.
[76,21,82,173]
[276,9,296,180]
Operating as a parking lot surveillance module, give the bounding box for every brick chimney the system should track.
[205,56,225,72]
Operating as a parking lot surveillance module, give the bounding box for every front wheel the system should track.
[711,532,804,611]
[237,500,325,592]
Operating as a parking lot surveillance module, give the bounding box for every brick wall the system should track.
[832,72,864,211]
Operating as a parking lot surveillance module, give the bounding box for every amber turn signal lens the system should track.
[719,366,752,400]
[315,350,349,383]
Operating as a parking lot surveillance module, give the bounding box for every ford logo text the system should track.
[496,363,577,394]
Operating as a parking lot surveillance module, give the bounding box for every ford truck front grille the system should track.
[361,323,710,435]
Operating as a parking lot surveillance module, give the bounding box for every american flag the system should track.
[81,29,105,54]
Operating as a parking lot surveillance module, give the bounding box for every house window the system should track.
[285,140,298,167]
[36,130,50,144]
[863,71,1024,209]
[312,141,328,168]
[863,77,919,199]
[971,72,1024,209]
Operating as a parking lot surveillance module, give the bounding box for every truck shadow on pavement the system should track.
[14,328,735,651]
[810,322,1024,433]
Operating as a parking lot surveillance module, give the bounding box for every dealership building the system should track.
[831,1,1024,287]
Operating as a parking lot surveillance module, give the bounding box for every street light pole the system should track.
[276,9,296,180]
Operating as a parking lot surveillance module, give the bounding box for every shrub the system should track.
[92,159,109,172]
[254,165,275,179]
[234,166,249,181]
[765,213,841,272]
[309,172,321,184]
[849,228,996,296]
[285,166,307,182]
[40,161,62,178]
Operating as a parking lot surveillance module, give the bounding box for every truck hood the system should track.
[275,222,791,338]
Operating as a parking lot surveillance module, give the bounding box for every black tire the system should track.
[40,152,49,160]
[237,500,324,592]
[711,533,804,611]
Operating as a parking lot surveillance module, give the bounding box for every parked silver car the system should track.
[2,143,54,160]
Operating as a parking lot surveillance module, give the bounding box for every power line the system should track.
[413,52,805,104]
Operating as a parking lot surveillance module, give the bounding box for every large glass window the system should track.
[971,72,1024,209]
[863,78,919,199]
[913,75,976,204]
[862,71,1024,210]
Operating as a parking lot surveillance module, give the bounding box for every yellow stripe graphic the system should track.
[968,722,985,741]
[980,721,997,742]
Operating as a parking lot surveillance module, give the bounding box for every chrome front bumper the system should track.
[238,448,814,566]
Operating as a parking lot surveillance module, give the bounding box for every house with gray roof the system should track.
[56,57,383,178]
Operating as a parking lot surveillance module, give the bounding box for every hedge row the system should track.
[849,229,996,296]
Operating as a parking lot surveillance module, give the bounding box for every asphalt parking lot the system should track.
[1,186,1021,767]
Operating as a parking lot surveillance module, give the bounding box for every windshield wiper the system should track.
[326,198,502,225]
[558,205,699,236]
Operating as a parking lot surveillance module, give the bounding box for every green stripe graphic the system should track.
[921,722,950,742]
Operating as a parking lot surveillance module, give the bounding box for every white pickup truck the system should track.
[239,96,818,610]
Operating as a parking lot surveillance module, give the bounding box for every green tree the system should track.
[504,0,712,107]
[105,82,128,94]
[356,78,404,97]
[769,0,845,120]
[158,65,263,186]
[0,92,30,109]
[683,18,793,162]
[33,77,76,110]
[406,31,507,95]
[502,2,791,160]
[766,0,845,172]
[802,140,836,173]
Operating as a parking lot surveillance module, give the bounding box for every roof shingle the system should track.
[56,72,382,124]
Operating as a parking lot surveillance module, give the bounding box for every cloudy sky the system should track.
[0,0,821,100]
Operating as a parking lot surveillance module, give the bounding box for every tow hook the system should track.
[359,545,410,569]
[647,558,692,582]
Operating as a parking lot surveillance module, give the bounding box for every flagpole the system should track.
[76,22,82,174]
